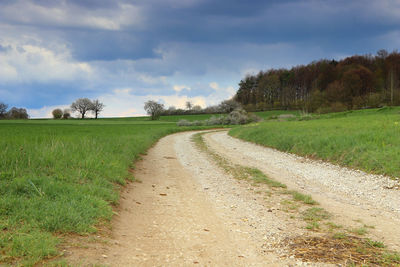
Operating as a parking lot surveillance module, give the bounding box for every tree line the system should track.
[52,98,105,119]
[235,49,400,113]
[0,102,29,119]
[144,99,241,120]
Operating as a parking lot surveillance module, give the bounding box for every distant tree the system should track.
[52,108,63,119]
[185,101,193,110]
[71,98,93,119]
[0,102,8,119]
[62,109,71,119]
[192,105,202,112]
[144,100,164,120]
[91,99,105,119]
[7,107,29,119]
[218,99,241,113]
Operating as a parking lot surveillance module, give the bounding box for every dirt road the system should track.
[66,130,400,266]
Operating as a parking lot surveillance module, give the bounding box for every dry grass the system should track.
[284,235,400,266]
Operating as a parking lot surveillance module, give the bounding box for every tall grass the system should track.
[230,107,400,178]
[0,119,207,266]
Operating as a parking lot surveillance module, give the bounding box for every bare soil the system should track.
[64,130,400,266]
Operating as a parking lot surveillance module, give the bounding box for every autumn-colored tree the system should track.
[234,50,399,112]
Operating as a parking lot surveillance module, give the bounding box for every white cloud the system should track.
[173,85,191,92]
[0,1,143,31]
[0,41,92,83]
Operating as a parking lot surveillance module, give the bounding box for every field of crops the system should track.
[230,107,400,178]
[0,117,211,266]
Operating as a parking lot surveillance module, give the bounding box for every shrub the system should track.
[52,109,63,119]
[177,108,261,126]
[330,102,347,113]
[366,93,383,108]
[62,109,71,119]
[177,119,192,126]
[227,108,248,124]
[206,115,225,125]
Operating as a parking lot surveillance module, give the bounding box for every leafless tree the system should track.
[91,99,105,119]
[144,100,164,120]
[0,102,8,119]
[71,98,93,119]
[185,101,193,110]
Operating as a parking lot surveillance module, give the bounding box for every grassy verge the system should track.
[0,119,211,266]
[229,107,400,178]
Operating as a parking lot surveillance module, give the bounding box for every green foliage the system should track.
[0,118,210,265]
[289,191,318,205]
[302,208,331,222]
[230,107,400,178]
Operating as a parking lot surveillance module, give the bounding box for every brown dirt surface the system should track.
[65,131,293,266]
[63,130,400,266]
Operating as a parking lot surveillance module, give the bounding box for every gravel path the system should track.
[204,130,400,250]
[65,130,400,266]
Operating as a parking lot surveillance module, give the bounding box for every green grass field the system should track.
[0,118,211,266]
[230,107,400,178]
[2,107,400,265]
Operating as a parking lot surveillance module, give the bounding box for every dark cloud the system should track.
[1,0,400,116]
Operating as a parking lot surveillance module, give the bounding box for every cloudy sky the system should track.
[1,0,400,118]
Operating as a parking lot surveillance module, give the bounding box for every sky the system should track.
[1,0,400,118]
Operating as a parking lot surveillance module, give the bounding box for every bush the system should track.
[177,119,192,126]
[330,102,347,112]
[62,109,71,119]
[366,93,383,108]
[177,108,261,126]
[52,109,63,119]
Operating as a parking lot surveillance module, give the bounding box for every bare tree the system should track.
[0,102,8,119]
[185,101,193,110]
[91,99,105,119]
[71,98,93,119]
[144,100,164,120]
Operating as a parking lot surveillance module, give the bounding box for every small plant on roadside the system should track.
[333,232,347,239]
[306,222,320,230]
[290,191,318,205]
[365,239,385,248]
[302,207,331,222]
[350,227,368,236]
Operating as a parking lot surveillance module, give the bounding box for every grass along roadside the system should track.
[0,119,213,266]
[229,107,400,179]
[193,131,400,265]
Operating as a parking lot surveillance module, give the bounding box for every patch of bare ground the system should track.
[201,130,400,265]
[61,130,400,266]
